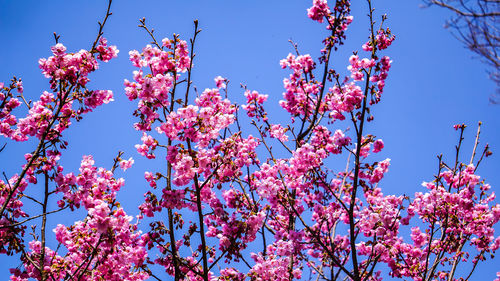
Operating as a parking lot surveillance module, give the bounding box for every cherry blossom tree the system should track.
[1,0,499,280]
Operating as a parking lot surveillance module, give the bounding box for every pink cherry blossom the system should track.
[119,157,134,171]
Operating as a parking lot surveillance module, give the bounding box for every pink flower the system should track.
[120,157,134,171]
[373,139,384,153]
[135,133,158,159]
[161,37,172,48]
[242,90,268,119]
[214,76,227,89]
[84,90,114,109]
[362,42,373,52]
[269,124,289,142]
[375,30,395,50]
[95,37,119,62]
[307,0,330,23]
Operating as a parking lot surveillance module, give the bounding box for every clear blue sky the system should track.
[1,0,498,279]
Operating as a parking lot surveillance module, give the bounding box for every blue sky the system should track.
[1,0,498,279]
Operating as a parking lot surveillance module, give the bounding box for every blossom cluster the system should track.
[124,38,191,131]
[279,53,319,118]
[11,156,148,281]
[387,164,500,279]
[1,37,118,264]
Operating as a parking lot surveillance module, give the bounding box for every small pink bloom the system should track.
[214,76,227,89]
[120,157,134,171]
[373,139,384,153]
